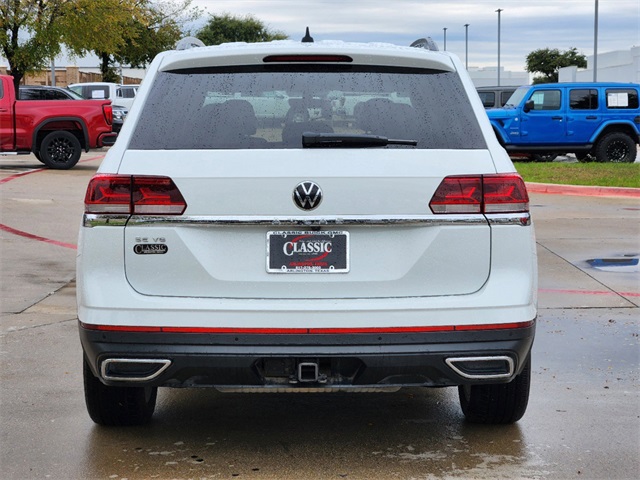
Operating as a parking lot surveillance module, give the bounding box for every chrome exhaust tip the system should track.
[445,356,514,380]
[101,358,171,382]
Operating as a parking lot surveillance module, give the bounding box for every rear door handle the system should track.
[586,115,597,120]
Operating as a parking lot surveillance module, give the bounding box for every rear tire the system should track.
[83,357,157,426]
[39,131,82,169]
[594,132,636,163]
[458,355,531,424]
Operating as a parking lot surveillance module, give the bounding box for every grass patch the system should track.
[514,162,640,188]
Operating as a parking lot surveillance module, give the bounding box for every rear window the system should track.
[19,89,40,100]
[129,65,486,150]
[605,88,639,109]
[478,91,496,108]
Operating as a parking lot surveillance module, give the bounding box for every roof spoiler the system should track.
[410,37,439,51]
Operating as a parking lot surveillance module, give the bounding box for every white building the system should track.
[559,46,639,83]
[468,66,529,88]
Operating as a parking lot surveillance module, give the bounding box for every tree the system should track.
[196,13,288,46]
[525,47,587,84]
[0,0,144,94]
[94,0,201,83]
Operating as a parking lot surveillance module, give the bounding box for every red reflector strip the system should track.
[80,321,534,334]
[263,55,353,63]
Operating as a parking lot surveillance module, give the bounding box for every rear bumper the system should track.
[97,132,118,147]
[80,321,535,390]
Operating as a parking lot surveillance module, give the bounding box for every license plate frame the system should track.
[267,231,349,274]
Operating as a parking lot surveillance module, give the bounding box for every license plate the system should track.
[267,231,349,273]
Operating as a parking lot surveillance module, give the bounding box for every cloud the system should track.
[2,0,636,72]
[191,0,640,71]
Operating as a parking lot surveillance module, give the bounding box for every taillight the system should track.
[84,174,187,215]
[429,174,529,214]
[103,104,113,125]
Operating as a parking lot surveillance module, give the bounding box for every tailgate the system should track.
[121,149,494,299]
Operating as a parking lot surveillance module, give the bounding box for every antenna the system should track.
[301,27,314,43]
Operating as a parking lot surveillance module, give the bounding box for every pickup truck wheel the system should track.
[39,131,82,169]
[458,355,531,424]
[595,132,637,163]
[83,357,157,426]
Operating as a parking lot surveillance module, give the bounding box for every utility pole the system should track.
[496,9,503,86]
[50,58,56,87]
[593,0,599,82]
[443,27,448,51]
[464,24,470,70]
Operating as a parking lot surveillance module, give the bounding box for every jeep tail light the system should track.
[84,174,187,215]
[430,174,529,214]
[103,104,113,125]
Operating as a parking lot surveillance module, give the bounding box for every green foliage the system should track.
[515,162,640,188]
[196,13,288,46]
[0,0,198,93]
[526,47,587,84]
[97,0,202,77]
[1,0,143,94]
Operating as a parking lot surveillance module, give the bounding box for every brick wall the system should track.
[0,66,141,86]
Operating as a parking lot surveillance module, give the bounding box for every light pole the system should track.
[443,27,448,51]
[496,8,503,86]
[464,24,470,70]
[593,0,599,82]
[50,58,56,87]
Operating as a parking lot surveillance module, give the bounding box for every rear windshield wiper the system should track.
[302,132,417,148]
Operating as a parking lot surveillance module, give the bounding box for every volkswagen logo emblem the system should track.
[293,181,322,211]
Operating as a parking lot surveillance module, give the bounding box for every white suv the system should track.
[77,36,537,426]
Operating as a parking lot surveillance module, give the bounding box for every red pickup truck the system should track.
[0,75,117,169]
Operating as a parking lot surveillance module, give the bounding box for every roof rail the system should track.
[410,37,439,51]
[175,36,205,50]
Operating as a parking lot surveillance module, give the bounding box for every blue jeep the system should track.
[487,83,640,162]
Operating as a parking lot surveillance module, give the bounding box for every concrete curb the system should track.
[526,182,640,198]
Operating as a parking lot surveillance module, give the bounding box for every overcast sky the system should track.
[2,0,638,73]
[189,0,639,71]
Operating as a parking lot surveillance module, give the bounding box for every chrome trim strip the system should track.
[486,213,532,226]
[127,214,487,227]
[83,214,129,227]
[445,356,515,380]
[84,213,530,228]
[101,358,172,382]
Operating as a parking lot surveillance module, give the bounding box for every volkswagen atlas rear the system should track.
[77,37,537,426]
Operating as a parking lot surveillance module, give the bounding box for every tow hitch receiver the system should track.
[297,362,320,383]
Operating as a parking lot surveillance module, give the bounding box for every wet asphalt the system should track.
[0,153,638,480]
